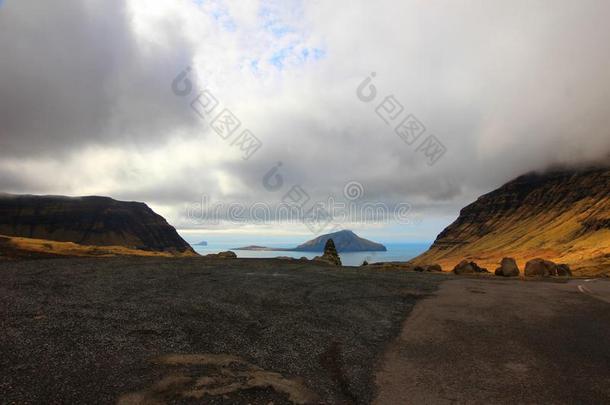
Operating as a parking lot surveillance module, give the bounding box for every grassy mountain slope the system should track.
[411,167,610,277]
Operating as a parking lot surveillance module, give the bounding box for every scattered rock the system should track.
[524,258,571,277]
[313,239,342,266]
[204,251,237,259]
[453,260,489,275]
[494,257,520,277]
[413,264,442,272]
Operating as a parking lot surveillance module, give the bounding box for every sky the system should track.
[1,0,609,244]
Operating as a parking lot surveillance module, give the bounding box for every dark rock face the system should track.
[495,257,520,277]
[313,239,342,266]
[525,259,571,277]
[294,230,386,252]
[453,260,489,275]
[0,194,193,253]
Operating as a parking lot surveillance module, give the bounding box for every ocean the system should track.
[191,242,431,267]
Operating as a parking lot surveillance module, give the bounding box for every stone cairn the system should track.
[314,238,342,266]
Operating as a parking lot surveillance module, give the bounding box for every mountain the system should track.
[293,230,386,252]
[0,194,194,254]
[411,167,610,276]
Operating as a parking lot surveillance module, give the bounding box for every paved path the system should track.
[375,277,610,404]
[573,278,610,304]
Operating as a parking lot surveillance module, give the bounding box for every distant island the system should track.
[232,245,272,251]
[234,230,386,252]
[193,241,208,246]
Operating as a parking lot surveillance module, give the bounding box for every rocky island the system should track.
[234,229,386,252]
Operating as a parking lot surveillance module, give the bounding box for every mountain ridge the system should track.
[0,193,194,254]
[411,167,610,276]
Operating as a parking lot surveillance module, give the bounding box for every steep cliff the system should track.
[412,167,610,276]
[0,194,194,254]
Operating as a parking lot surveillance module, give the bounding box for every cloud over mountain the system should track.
[1,0,609,240]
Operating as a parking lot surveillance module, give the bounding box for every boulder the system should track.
[313,238,342,266]
[453,260,488,275]
[494,257,520,277]
[524,258,571,277]
[556,264,572,277]
[425,264,443,272]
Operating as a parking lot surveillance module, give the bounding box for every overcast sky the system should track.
[1,0,609,243]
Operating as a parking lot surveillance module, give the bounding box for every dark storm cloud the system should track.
[0,0,200,157]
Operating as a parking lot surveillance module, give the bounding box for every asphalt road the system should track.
[374,277,610,404]
[573,278,610,304]
[0,257,441,404]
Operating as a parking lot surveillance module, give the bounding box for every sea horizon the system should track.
[190,241,432,267]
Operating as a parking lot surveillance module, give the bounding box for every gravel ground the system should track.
[0,257,442,404]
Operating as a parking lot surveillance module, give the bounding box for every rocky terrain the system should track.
[0,194,194,254]
[412,167,610,276]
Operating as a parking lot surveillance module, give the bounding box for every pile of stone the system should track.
[313,239,342,266]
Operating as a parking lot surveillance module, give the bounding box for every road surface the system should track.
[375,277,610,404]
